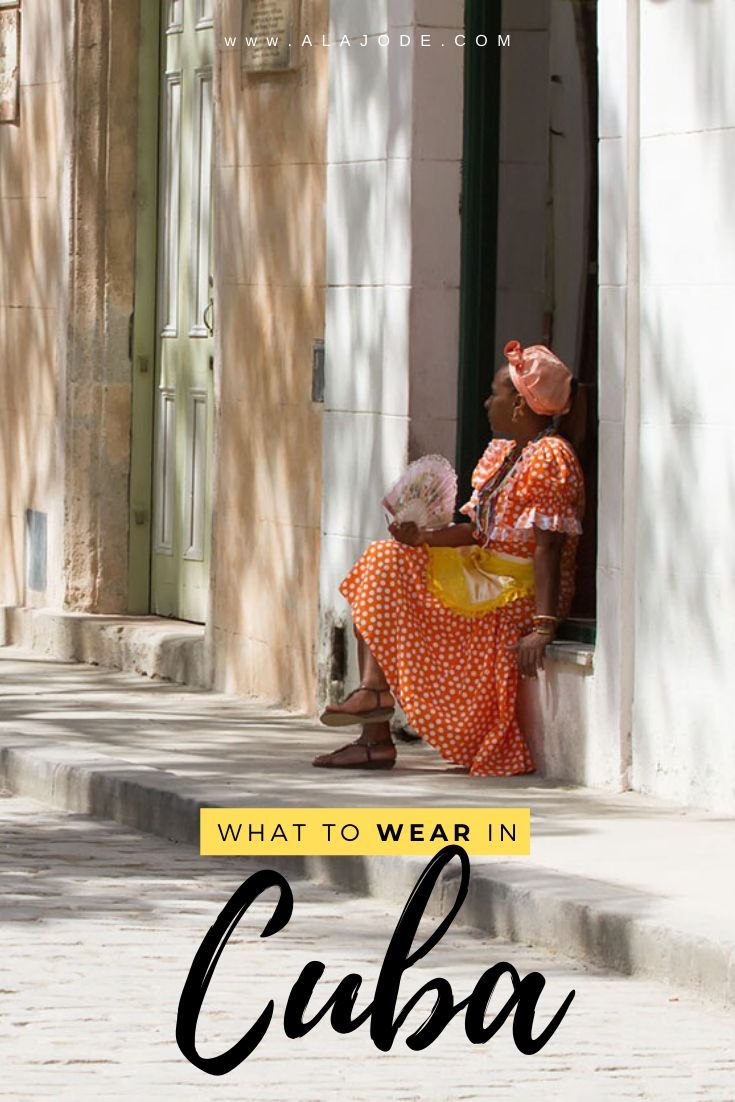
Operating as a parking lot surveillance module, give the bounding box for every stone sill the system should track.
[545,640,594,671]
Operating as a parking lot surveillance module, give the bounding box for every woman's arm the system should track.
[388,521,476,547]
[532,528,565,617]
[516,528,566,677]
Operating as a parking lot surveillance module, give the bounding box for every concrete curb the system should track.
[2,741,733,1008]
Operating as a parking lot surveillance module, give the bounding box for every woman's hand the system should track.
[513,631,550,677]
[388,522,476,548]
[388,521,427,547]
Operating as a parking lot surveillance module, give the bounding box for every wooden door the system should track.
[151,0,214,622]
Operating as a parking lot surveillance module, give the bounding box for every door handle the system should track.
[203,274,214,335]
[203,297,214,335]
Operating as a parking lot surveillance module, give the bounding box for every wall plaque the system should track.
[241,0,298,73]
[0,8,19,123]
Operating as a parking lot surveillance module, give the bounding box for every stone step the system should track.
[0,605,206,687]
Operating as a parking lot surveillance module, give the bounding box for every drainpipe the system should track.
[619,0,641,789]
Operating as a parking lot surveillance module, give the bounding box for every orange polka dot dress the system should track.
[339,435,585,776]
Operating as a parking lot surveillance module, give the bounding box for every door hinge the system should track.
[128,311,134,361]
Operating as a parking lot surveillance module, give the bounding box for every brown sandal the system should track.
[319,685,394,727]
[312,737,396,770]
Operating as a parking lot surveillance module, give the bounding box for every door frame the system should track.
[127,0,162,613]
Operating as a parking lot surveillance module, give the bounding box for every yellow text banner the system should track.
[200,807,530,857]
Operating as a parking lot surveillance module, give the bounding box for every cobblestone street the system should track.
[1,792,733,1101]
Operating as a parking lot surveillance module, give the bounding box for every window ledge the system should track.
[545,640,594,671]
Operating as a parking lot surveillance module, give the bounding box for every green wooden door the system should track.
[151,0,215,622]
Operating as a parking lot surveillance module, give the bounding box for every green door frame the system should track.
[455,0,501,502]
[127,0,162,613]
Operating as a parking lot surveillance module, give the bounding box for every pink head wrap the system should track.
[504,339,573,417]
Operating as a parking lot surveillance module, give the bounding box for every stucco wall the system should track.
[0,4,68,609]
[211,0,328,711]
[318,0,464,703]
[631,0,735,811]
[588,0,735,813]
[0,0,140,617]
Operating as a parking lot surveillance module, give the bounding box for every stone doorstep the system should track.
[0,605,207,688]
[1,740,733,1010]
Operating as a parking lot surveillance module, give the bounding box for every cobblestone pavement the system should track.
[1,794,734,1102]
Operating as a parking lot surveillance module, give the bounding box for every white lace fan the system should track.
[382,455,458,530]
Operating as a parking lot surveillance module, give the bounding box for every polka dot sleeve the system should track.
[513,437,584,535]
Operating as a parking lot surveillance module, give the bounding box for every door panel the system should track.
[189,68,214,338]
[154,387,176,555]
[183,388,208,561]
[152,0,214,622]
[159,71,181,337]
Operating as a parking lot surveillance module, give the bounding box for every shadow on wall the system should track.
[0,8,63,608]
[212,0,331,713]
[634,0,735,807]
[213,0,436,713]
[591,0,734,809]
[323,23,415,537]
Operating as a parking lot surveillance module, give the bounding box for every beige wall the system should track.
[63,0,139,614]
[211,0,328,711]
[0,0,139,616]
[0,4,67,608]
[1,0,326,710]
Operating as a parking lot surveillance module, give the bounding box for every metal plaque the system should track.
[241,0,298,73]
[0,8,19,123]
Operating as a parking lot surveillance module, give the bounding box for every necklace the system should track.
[473,426,556,547]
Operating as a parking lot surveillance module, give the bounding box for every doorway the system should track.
[457,0,598,629]
[150,0,215,622]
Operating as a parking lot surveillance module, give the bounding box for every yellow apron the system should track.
[426,546,534,618]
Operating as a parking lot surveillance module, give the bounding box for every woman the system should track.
[312,340,585,776]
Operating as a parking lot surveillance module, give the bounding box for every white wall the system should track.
[319,0,463,700]
[631,0,735,810]
[592,0,735,812]
[589,0,631,793]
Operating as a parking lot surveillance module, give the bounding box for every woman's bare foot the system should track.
[312,728,396,770]
[323,686,394,718]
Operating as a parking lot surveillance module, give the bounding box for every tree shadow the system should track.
[0,9,61,610]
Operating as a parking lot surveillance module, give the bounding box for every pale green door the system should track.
[151,0,215,622]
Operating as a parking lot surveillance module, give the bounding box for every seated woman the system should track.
[312,340,585,776]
